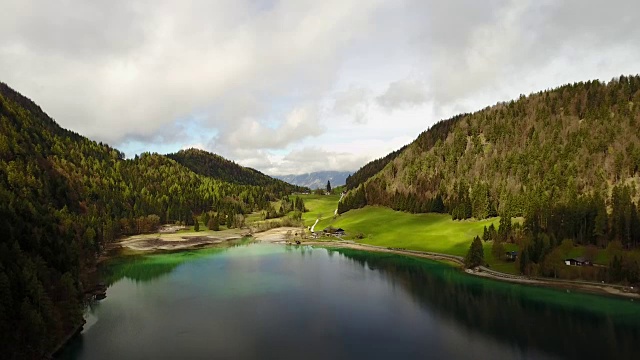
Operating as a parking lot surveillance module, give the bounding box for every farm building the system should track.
[564,257,592,266]
[505,251,518,261]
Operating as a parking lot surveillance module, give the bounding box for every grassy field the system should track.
[317,206,498,255]
[293,195,525,273]
[182,194,609,275]
[244,212,264,225]
[296,194,340,226]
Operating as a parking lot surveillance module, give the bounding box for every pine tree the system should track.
[498,215,512,241]
[491,237,505,260]
[208,216,219,231]
[326,180,332,193]
[202,212,211,229]
[593,199,608,246]
[464,236,484,268]
[488,223,497,241]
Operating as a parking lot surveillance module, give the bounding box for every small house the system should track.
[564,257,592,266]
[334,228,345,236]
[505,251,518,261]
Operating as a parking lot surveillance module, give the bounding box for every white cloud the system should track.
[0,0,382,145]
[2,0,640,175]
[376,79,428,110]
[269,147,370,176]
[220,105,324,150]
[332,85,371,123]
[423,0,640,107]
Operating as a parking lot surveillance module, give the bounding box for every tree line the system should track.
[0,83,297,358]
[339,76,640,282]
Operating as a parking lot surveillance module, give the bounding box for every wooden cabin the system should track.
[564,257,592,266]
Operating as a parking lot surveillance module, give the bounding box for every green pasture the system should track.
[317,206,498,256]
[295,194,340,225]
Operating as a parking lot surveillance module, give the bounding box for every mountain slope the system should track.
[0,83,292,359]
[340,76,640,250]
[275,171,351,189]
[345,146,407,190]
[167,148,304,193]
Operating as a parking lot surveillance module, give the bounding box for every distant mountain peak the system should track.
[274,171,352,189]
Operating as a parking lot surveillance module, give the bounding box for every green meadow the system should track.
[298,194,340,225]
[296,194,520,272]
[318,206,497,255]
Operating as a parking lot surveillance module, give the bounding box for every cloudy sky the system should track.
[2,0,639,175]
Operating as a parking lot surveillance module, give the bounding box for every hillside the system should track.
[0,83,292,359]
[343,76,640,215]
[345,145,406,190]
[340,76,640,279]
[167,148,305,193]
[275,171,351,189]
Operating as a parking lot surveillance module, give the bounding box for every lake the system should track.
[58,241,640,360]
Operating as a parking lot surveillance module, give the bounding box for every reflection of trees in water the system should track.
[330,248,640,360]
[284,244,315,257]
[101,238,254,284]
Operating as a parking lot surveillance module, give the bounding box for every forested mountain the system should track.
[167,148,305,193]
[0,83,294,359]
[340,76,640,279]
[345,145,406,190]
[275,171,351,189]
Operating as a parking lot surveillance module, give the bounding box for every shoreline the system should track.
[47,319,85,359]
[52,225,638,358]
[313,241,640,300]
[107,226,640,300]
[253,229,640,300]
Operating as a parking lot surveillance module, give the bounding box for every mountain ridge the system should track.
[274,170,352,189]
[167,148,305,193]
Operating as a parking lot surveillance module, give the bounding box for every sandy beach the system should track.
[114,228,247,251]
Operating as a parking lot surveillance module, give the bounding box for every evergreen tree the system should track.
[498,215,512,241]
[519,248,530,275]
[593,198,608,246]
[202,212,211,229]
[488,223,497,241]
[326,180,332,193]
[464,236,484,268]
[208,216,219,231]
[491,238,505,260]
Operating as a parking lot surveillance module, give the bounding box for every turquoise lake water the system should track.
[58,241,640,359]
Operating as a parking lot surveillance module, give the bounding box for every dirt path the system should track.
[310,218,319,232]
[334,192,345,216]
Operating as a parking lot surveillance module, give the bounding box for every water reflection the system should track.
[329,248,640,360]
[61,244,640,360]
[101,238,254,284]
